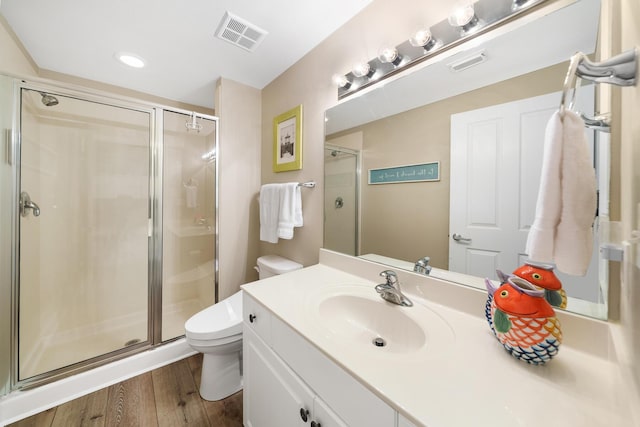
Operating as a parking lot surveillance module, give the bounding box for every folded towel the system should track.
[259,183,304,243]
[277,183,303,240]
[526,110,596,276]
[259,184,281,243]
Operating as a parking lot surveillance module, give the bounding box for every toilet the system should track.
[185,255,303,401]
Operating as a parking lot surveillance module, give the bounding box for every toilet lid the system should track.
[185,290,243,340]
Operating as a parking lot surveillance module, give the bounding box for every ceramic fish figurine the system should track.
[485,276,562,364]
[512,262,566,309]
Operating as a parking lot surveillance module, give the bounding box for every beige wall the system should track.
[216,78,262,299]
[259,0,452,267]
[618,0,640,393]
[0,16,37,77]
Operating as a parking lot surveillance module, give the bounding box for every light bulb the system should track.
[448,3,476,27]
[352,61,372,78]
[377,47,400,65]
[409,28,432,47]
[332,74,351,88]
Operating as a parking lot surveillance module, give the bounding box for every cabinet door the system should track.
[244,326,314,427]
[244,292,272,343]
[313,396,348,427]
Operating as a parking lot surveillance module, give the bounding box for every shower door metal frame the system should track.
[8,77,219,391]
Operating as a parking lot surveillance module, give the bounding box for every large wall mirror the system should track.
[324,0,611,319]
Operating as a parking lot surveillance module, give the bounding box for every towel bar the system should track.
[561,49,637,129]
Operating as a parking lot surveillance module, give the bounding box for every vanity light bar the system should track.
[336,0,547,100]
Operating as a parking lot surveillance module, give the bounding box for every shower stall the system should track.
[323,145,359,256]
[0,75,218,392]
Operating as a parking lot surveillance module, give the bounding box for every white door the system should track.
[450,89,599,294]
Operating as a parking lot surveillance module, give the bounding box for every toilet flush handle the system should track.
[249,314,257,323]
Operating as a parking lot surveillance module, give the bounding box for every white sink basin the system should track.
[309,284,454,355]
[319,294,426,352]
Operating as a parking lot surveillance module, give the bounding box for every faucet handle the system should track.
[379,270,398,286]
[416,257,430,266]
[414,257,432,274]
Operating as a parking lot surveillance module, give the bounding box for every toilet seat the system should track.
[185,291,243,341]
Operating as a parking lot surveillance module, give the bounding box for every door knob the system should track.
[452,233,471,243]
[19,192,41,217]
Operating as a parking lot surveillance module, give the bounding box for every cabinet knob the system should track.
[299,408,309,422]
[311,422,321,427]
[249,314,257,323]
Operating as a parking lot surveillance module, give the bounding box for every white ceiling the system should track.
[0,0,373,109]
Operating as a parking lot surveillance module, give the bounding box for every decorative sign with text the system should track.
[368,162,440,184]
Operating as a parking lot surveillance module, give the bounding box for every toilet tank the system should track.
[256,255,302,279]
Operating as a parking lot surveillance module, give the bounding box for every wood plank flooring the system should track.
[8,354,243,427]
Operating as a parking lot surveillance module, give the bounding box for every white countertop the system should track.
[242,250,637,427]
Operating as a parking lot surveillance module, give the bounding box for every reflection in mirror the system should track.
[324,0,609,319]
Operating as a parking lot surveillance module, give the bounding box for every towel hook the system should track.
[559,52,585,117]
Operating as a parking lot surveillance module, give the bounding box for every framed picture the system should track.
[368,162,440,184]
[273,105,303,172]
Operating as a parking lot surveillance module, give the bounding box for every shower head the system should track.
[185,112,203,133]
[40,92,59,107]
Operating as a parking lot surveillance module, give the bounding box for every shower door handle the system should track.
[20,191,41,217]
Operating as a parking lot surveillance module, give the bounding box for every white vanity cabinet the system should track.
[244,325,346,427]
[243,293,398,427]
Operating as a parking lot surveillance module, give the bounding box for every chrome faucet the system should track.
[413,257,432,275]
[375,270,413,307]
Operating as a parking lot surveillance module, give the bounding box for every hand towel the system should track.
[185,184,198,208]
[526,110,596,276]
[277,183,303,240]
[526,111,563,263]
[259,184,281,243]
[553,111,597,275]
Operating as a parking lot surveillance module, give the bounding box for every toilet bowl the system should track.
[185,255,302,401]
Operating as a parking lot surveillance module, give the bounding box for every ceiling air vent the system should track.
[216,12,268,52]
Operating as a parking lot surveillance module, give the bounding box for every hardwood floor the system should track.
[8,354,243,427]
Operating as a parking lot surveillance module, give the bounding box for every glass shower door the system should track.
[324,146,359,256]
[18,88,151,381]
[161,110,217,341]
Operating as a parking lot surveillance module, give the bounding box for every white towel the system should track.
[185,184,198,208]
[526,110,596,276]
[277,183,303,240]
[259,184,281,243]
[259,183,303,243]
[554,111,597,275]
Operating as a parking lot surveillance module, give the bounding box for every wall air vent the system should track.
[215,12,268,52]
[447,51,487,72]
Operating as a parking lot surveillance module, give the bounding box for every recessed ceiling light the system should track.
[115,52,145,68]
